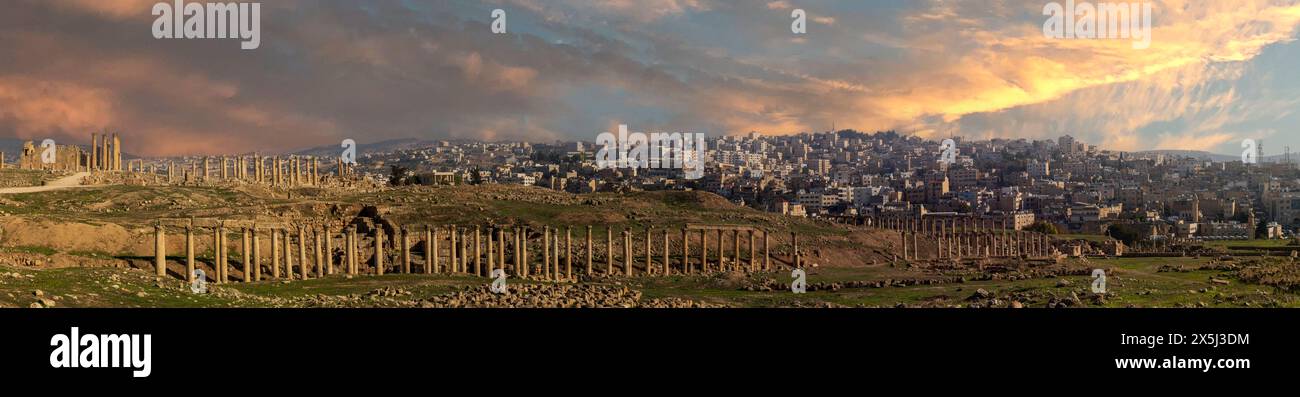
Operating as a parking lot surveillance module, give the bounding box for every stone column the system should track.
[623,228,632,276]
[401,226,412,274]
[551,230,560,280]
[425,226,435,274]
[448,226,457,273]
[941,221,951,257]
[952,219,959,257]
[718,230,726,271]
[112,134,121,171]
[284,229,295,280]
[586,226,593,275]
[565,227,572,280]
[271,228,281,279]
[732,230,740,271]
[461,227,470,273]
[682,228,691,274]
[701,229,709,272]
[913,231,919,260]
[185,225,195,283]
[763,230,770,271]
[298,226,309,279]
[520,227,529,278]
[324,227,334,275]
[103,135,111,170]
[348,226,358,275]
[90,133,98,172]
[375,226,386,275]
[661,229,669,275]
[314,228,323,277]
[644,227,652,275]
[251,228,261,282]
[215,225,226,284]
[514,227,522,276]
[497,228,506,276]
[155,224,166,278]
[486,227,495,276]
[241,227,251,282]
[474,226,482,277]
[748,230,756,272]
[900,231,908,262]
[606,227,613,275]
[542,226,550,279]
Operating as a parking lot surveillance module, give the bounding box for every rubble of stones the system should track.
[737,261,1094,293]
[1232,258,1300,291]
[198,283,717,308]
[410,284,716,308]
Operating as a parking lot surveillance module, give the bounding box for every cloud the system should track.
[1,0,1299,157]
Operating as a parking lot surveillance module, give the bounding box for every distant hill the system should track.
[1,137,433,164]
[289,138,437,157]
[0,138,24,164]
[1134,150,1238,162]
[1134,149,1294,164]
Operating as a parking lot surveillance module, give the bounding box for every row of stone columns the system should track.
[155,223,351,283]
[153,222,784,282]
[410,225,774,279]
[89,132,121,172]
[141,154,357,187]
[871,216,1056,261]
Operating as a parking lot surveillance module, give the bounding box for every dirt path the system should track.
[0,172,95,194]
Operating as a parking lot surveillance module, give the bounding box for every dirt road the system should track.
[0,172,94,194]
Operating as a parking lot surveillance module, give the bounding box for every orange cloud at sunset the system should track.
[1,0,1299,157]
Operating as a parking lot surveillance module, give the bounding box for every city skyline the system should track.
[2,0,1300,157]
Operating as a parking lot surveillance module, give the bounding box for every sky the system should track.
[1,0,1299,157]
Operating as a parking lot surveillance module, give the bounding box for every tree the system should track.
[1106,224,1147,245]
[1025,222,1059,235]
[469,167,483,185]
[388,165,412,186]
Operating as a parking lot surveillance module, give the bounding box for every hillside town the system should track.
[335,131,1298,244]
